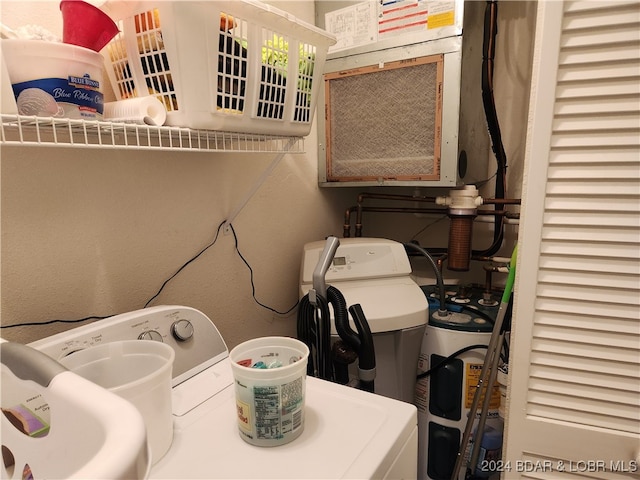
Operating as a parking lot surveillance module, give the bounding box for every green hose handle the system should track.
[501,245,518,304]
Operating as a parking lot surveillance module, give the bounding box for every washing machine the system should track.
[300,237,429,403]
[22,306,418,479]
[415,284,503,480]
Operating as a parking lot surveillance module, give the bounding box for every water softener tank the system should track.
[415,285,503,480]
[300,238,428,403]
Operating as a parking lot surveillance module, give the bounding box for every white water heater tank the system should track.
[415,285,503,480]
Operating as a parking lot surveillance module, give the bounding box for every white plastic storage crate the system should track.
[102,0,336,136]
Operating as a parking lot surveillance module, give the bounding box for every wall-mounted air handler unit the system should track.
[315,0,488,187]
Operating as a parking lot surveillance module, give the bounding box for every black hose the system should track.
[348,304,376,393]
[297,285,367,382]
[297,293,333,380]
[299,286,377,392]
[404,242,448,315]
[348,304,375,370]
[330,286,376,392]
[478,0,506,257]
[331,340,357,385]
[331,286,359,351]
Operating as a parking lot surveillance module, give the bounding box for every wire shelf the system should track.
[0,114,305,153]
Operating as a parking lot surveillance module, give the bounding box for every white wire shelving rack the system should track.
[0,114,305,153]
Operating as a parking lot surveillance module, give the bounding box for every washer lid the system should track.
[151,369,417,479]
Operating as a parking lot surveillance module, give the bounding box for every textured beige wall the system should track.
[0,0,353,348]
[0,1,535,348]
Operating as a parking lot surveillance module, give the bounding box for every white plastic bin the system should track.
[59,340,174,465]
[101,0,336,135]
[229,336,309,447]
[2,39,104,120]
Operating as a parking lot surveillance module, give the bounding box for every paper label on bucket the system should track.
[12,75,103,119]
[236,399,252,432]
[255,377,303,440]
[236,377,304,442]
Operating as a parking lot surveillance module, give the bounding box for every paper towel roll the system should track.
[104,97,167,126]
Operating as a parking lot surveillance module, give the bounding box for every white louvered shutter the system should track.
[503,1,640,479]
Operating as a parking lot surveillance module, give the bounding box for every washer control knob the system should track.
[172,319,194,342]
[138,330,163,342]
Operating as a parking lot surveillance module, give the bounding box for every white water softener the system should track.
[300,238,428,403]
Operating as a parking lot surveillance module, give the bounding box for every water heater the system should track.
[415,284,503,480]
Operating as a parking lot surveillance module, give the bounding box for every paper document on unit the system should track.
[325,1,377,53]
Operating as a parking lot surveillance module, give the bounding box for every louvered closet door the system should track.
[503,1,640,479]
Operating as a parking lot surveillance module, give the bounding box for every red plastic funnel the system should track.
[60,0,119,52]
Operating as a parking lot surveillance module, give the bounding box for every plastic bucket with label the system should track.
[1,39,104,120]
[59,340,174,464]
[229,337,309,447]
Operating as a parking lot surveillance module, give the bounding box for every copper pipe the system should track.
[356,207,447,214]
[355,192,439,236]
[484,265,493,294]
[357,207,447,237]
[346,206,448,237]
[473,255,513,263]
[482,198,521,205]
[477,263,510,305]
[343,206,357,237]
[344,204,519,238]
[357,192,438,204]
[351,193,519,236]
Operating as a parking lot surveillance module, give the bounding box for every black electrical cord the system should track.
[144,220,227,308]
[2,219,297,329]
[418,295,513,380]
[404,242,447,316]
[416,345,488,380]
[0,315,112,329]
[228,223,298,316]
[1,221,226,329]
[147,221,300,314]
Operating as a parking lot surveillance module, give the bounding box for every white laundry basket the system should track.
[101,0,336,135]
[0,341,150,480]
